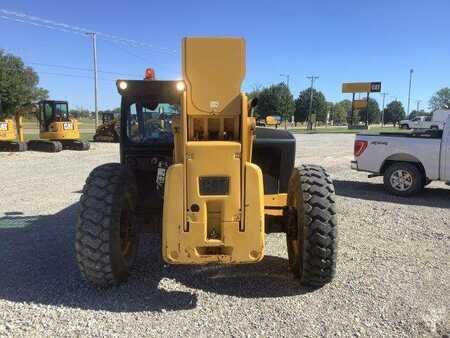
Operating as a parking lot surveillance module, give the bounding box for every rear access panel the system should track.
[162,141,265,264]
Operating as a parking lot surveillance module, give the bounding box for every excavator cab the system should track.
[27,100,90,152]
[76,37,337,288]
[102,112,115,124]
[93,112,121,143]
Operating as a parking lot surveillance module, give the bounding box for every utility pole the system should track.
[380,92,389,126]
[280,74,290,129]
[407,68,413,116]
[416,99,421,112]
[86,32,99,129]
[306,75,319,130]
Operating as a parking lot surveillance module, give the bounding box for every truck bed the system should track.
[359,129,443,139]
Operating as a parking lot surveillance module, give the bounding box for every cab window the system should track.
[126,101,180,144]
[55,103,69,120]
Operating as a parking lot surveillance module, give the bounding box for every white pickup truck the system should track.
[399,109,449,130]
[351,114,450,196]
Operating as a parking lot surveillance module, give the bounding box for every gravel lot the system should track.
[0,134,449,337]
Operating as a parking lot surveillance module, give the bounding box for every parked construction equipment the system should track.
[0,102,36,152]
[76,37,337,288]
[93,112,120,142]
[27,100,90,152]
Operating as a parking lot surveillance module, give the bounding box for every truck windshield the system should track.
[126,101,180,144]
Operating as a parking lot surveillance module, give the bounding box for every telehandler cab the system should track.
[28,100,90,152]
[76,37,337,288]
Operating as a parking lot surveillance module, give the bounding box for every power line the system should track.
[1,46,142,78]
[0,64,117,81]
[37,71,113,81]
[0,8,176,54]
[0,14,87,37]
[28,61,141,77]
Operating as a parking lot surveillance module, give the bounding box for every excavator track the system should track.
[93,134,118,143]
[27,140,63,153]
[60,140,90,151]
[0,141,27,152]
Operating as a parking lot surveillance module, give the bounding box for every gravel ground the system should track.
[0,135,449,337]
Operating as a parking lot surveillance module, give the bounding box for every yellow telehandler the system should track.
[76,37,337,288]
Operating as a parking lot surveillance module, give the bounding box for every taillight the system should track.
[354,140,368,157]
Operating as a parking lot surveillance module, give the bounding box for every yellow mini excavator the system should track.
[0,101,36,152]
[76,37,337,288]
[27,100,90,152]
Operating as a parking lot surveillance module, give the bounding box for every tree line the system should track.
[248,83,450,125]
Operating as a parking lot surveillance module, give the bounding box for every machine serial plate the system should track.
[199,176,229,195]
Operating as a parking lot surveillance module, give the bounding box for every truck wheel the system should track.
[383,162,423,197]
[286,165,337,287]
[76,163,139,287]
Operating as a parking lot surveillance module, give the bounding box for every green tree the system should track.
[294,88,327,123]
[251,83,294,120]
[0,50,48,117]
[359,98,380,124]
[429,87,450,111]
[332,99,351,124]
[384,101,405,126]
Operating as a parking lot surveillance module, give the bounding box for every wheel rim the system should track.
[390,169,413,191]
[119,205,135,259]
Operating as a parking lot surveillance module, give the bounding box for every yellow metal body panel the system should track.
[183,37,245,115]
[186,141,241,226]
[162,37,265,265]
[0,119,16,141]
[40,120,80,140]
[264,193,287,216]
[162,161,264,264]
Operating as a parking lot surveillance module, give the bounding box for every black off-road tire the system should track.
[76,163,139,287]
[286,165,337,287]
[383,162,423,197]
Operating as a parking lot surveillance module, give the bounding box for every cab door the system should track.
[40,102,54,132]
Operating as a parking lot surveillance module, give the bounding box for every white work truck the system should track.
[351,114,450,196]
[399,109,449,130]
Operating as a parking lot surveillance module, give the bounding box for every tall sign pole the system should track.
[342,82,381,130]
[87,32,99,129]
[381,92,388,126]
